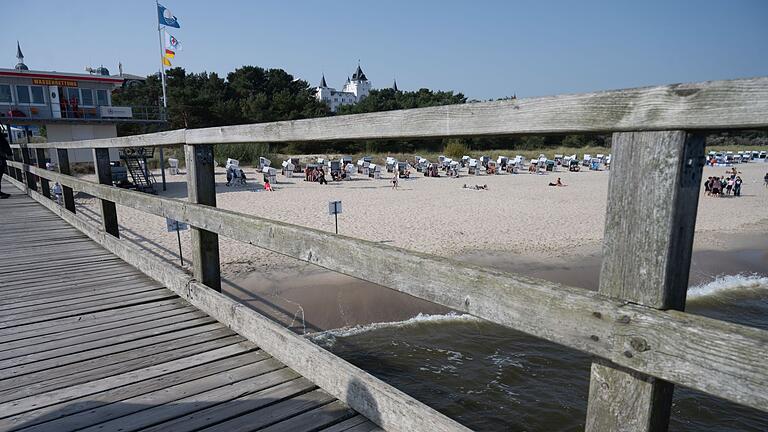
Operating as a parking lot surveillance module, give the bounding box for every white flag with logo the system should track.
[164,31,182,52]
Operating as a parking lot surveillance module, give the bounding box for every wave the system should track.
[688,274,768,300]
[307,312,481,346]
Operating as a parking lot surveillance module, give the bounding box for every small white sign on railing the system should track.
[100,106,133,118]
[165,217,189,232]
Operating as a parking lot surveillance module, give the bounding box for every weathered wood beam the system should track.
[181,77,768,143]
[10,162,768,411]
[10,179,471,432]
[93,148,119,238]
[19,146,37,192]
[23,129,185,150]
[34,148,50,198]
[55,149,76,213]
[15,77,768,150]
[585,131,705,431]
[184,144,221,291]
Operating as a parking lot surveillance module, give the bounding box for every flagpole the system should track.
[156,0,167,191]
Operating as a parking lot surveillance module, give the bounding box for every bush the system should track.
[443,139,470,159]
[215,143,274,167]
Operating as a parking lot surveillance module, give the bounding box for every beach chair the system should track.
[386,157,397,172]
[461,155,470,167]
[263,166,277,184]
[397,162,410,178]
[281,160,294,176]
[259,157,271,171]
[225,159,247,187]
[468,158,479,175]
[168,158,179,175]
[345,163,355,179]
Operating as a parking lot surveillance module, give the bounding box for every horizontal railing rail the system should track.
[8,160,768,413]
[11,77,768,150]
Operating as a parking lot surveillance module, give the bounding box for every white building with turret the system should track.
[315,64,372,112]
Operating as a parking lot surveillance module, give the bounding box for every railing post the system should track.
[184,144,222,291]
[585,131,705,431]
[34,148,50,198]
[11,148,21,181]
[20,145,37,192]
[93,148,119,238]
[56,149,76,213]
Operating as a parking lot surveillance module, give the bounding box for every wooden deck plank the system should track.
[0,291,178,328]
[0,299,187,342]
[0,351,263,430]
[0,283,165,315]
[0,306,199,351]
[139,378,317,432]
[0,343,255,417]
[0,310,207,361]
[0,184,378,432]
[73,362,296,432]
[321,415,382,432]
[0,332,244,403]
[0,278,167,309]
[0,273,152,304]
[198,389,338,432]
[0,320,220,374]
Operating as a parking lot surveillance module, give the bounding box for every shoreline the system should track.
[223,231,768,332]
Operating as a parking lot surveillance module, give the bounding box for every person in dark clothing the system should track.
[0,130,12,199]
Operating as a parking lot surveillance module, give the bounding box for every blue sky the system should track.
[5,0,767,100]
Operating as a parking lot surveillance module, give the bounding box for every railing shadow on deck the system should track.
[4,76,768,431]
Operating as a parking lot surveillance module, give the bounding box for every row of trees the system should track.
[113,66,467,135]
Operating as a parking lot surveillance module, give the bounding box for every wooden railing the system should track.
[5,77,768,432]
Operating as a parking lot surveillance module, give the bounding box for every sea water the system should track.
[308,274,768,431]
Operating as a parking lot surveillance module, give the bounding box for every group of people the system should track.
[304,166,328,185]
[705,169,743,197]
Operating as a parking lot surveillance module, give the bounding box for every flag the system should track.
[164,49,175,59]
[164,31,182,52]
[163,56,172,67]
[157,3,180,28]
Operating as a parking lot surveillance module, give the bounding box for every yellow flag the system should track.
[163,56,172,67]
[164,49,175,59]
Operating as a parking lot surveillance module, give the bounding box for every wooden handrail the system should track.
[10,160,768,413]
[11,76,768,150]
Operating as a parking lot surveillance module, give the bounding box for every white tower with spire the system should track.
[15,41,28,71]
[315,63,373,112]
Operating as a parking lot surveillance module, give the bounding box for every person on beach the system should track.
[263,178,274,192]
[764,172,768,187]
[704,177,712,195]
[0,131,11,199]
[711,177,721,196]
[318,169,328,185]
[392,173,399,190]
[548,177,566,187]
[734,176,743,197]
[725,177,734,195]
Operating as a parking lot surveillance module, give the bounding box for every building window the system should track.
[67,87,80,104]
[16,85,31,104]
[96,89,108,106]
[0,84,10,103]
[81,89,94,106]
[30,86,44,104]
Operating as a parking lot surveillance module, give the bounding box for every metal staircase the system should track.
[119,147,156,193]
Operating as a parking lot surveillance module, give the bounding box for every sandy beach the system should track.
[72,159,768,331]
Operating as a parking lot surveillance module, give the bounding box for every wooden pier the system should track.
[0,186,380,432]
[2,77,768,431]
